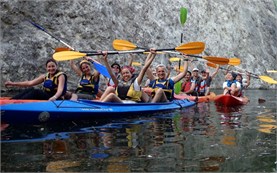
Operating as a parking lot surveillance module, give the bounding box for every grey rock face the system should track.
[1,0,276,93]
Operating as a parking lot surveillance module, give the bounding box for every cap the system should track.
[79,60,91,66]
[192,68,199,72]
[111,62,121,72]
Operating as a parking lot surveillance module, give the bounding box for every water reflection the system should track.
[1,90,276,172]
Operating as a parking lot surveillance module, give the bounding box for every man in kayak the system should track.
[99,49,157,103]
[147,55,189,103]
[198,65,220,96]
[69,57,102,100]
[5,59,67,101]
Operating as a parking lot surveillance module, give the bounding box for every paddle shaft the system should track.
[28,20,75,50]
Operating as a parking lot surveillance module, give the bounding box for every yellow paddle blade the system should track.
[113,39,137,50]
[228,58,241,66]
[170,57,182,62]
[175,42,205,54]
[132,62,141,66]
[55,47,72,52]
[53,51,86,61]
[202,56,229,65]
[174,65,184,72]
[206,62,218,68]
[259,76,277,84]
[267,70,277,73]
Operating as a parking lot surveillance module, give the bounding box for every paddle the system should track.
[28,20,109,77]
[267,70,277,73]
[112,39,205,54]
[55,47,97,53]
[207,63,277,84]
[28,20,75,50]
[180,7,188,43]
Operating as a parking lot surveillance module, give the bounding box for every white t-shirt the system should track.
[223,81,241,89]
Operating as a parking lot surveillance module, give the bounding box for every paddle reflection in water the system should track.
[1,90,276,172]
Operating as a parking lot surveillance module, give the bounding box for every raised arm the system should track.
[101,51,118,87]
[145,52,157,81]
[84,56,100,82]
[172,55,189,83]
[210,65,220,79]
[70,60,82,76]
[136,49,156,85]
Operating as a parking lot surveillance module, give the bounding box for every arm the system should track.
[145,53,156,81]
[102,51,119,87]
[49,74,66,101]
[84,56,100,82]
[137,49,156,85]
[70,60,82,76]
[210,65,220,79]
[245,72,251,88]
[166,64,171,78]
[185,82,196,94]
[172,55,189,83]
[5,75,45,88]
[128,54,135,66]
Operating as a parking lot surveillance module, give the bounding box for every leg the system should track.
[151,88,168,103]
[141,90,151,102]
[70,93,78,101]
[99,86,115,101]
[101,93,123,103]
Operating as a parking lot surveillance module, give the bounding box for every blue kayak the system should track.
[1,99,195,124]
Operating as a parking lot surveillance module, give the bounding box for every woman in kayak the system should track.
[99,49,157,103]
[181,71,195,94]
[5,58,67,101]
[69,57,102,100]
[147,55,189,103]
[223,72,241,96]
[198,65,220,96]
[235,72,251,97]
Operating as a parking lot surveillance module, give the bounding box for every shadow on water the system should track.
[1,90,276,172]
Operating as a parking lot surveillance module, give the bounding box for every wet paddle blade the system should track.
[93,61,111,78]
[202,56,229,65]
[53,51,86,61]
[228,58,241,65]
[170,57,182,62]
[175,42,205,54]
[113,40,137,50]
[259,76,277,84]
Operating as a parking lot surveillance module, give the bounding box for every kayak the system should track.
[1,99,196,125]
[174,92,216,103]
[0,97,45,105]
[214,94,249,107]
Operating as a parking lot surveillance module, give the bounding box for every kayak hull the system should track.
[174,92,216,103]
[1,99,196,125]
[214,94,249,107]
[0,97,45,105]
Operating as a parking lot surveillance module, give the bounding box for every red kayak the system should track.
[0,97,45,105]
[174,92,216,103]
[214,94,249,107]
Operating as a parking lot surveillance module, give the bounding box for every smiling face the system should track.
[225,72,234,80]
[121,68,132,81]
[236,74,242,82]
[156,65,167,80]
[80,62,91,75]
[184,72,191,81]
[112,64,120,74]
[46,61,58,75]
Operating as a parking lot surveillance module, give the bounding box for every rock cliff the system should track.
[1,0,276,93]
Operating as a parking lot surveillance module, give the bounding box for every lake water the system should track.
[1,89,276,172]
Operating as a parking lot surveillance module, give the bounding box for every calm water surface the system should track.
[1,89,276,172]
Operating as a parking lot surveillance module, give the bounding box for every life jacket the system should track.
[116,76,142,102]
[192,77,202,92]
[226,80,237,87]
[198,79,207,94]
[76,74,99,94]
[43,71,67,96]
[149,79,174,100]
[181,81,192,92]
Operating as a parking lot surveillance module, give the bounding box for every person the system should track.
[69,57,101,100]
[190,67,202,96]
[147,54,189,103]
[181,71,195,94]
[5,59,67,101]
[107,54,134,88]
[223,72,241,96]
[99,49,157,103]
[235,72,250,97]
[198,65,220,96]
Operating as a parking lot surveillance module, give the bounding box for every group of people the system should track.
[4,50,250,103]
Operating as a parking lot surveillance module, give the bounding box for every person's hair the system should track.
[155,64,167,72]
[187,71,191,76]
[122,65,135,74]
[79,60,91,70]
[46,58,57,66]
[111,62,121,73]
